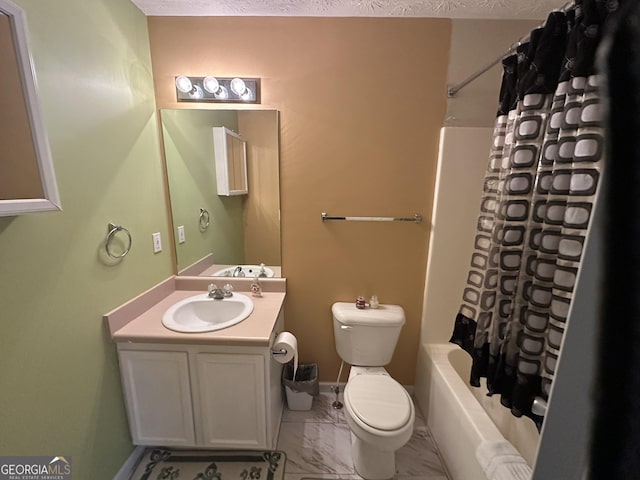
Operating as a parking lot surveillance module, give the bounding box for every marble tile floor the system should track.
[277,393,450,480]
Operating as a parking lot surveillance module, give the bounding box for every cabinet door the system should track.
[119,350,195,446]
[194,353,266,448]
[213,127,248,196]
[230,135,247,192]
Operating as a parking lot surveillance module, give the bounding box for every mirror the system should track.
[0,0,60,216]
[161,109,281,277]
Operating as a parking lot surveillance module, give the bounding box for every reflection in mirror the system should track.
[161,109,281,277]
[0,0,60,216]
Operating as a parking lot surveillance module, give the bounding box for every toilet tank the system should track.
[332,302,405,366]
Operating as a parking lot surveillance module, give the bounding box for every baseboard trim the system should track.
[319,381,345,393]
[113,445,145,480]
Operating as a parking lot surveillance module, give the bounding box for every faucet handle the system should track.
[222,283,234,297]
[208,283,223,299]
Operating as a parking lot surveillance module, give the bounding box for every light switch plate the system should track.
[152,232,162,253]
[178,226,185,244]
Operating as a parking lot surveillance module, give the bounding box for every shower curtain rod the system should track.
[447,1,575,98]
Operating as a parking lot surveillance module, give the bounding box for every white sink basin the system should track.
[211,265,275,278]
[162,293,254,333]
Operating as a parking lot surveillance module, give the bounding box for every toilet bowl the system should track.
[343,367,415,480]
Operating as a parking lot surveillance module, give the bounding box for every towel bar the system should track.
[105,222,132,259]
[321,212,422,224]
[199,208,210,231]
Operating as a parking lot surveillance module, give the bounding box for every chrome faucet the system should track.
[207,283,224,300]
[258,263,268,278]
[232,266,245,277]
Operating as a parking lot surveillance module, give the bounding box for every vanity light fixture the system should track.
[175,76,260,103]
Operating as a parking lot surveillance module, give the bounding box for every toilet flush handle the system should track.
[340,325,353,330]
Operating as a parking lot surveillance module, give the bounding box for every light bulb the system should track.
[175,76,193,93]
[230,77,247,96]
[203,76,220,94]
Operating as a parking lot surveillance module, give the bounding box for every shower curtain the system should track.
[590,0,640,476]
[450,0,619,427]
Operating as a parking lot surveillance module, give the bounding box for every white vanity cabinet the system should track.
[193,352,266,448]
[116,312,284,449]
[213,126,248,196]
[118,350,196,446]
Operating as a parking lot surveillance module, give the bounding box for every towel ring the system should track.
[199,208,210,231]
[105,222,132,259]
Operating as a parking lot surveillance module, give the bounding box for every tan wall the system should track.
[238,110,281,266]
[148,17,451,384]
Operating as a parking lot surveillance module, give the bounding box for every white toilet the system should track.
[332,302,415,480]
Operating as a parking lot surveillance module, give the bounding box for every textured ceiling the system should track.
[130,0,569,20]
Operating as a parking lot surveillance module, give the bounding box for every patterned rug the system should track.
[129,449,286,480]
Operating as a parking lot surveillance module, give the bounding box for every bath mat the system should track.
[129,448,286,480]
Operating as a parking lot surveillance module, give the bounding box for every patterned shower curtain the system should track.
[450,0,620,428]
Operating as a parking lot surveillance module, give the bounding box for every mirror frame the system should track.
[0,0,60,216]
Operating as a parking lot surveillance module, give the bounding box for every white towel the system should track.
[476,440,532,480]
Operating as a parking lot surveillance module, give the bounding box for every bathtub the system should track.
[414,343,540,480]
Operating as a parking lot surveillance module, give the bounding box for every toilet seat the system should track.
[344,375,412,431]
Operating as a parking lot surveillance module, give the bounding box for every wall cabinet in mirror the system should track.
[213,127,248,196]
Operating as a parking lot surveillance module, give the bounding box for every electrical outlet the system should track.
[177,226,185,244]
[152,232,162,253]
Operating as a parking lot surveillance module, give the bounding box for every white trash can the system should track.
[282,363,319,411]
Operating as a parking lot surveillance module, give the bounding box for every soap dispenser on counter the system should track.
[251,276,262,297]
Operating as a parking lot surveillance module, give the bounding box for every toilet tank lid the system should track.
[332,302,405,326]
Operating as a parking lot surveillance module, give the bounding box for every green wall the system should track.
[161,109,245,271]
[0,0,171,477]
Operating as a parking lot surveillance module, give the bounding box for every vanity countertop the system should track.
[105,276,286,346]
